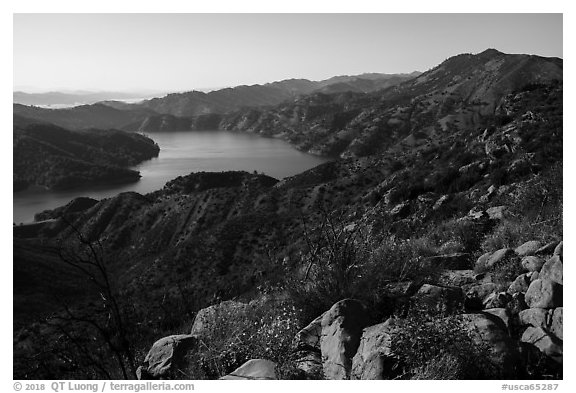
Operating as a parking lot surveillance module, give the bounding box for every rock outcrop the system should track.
[190,300,248,337]
[350,319,403,380]
[319,299,370,379]
[292,313,324,378]
[139,335,197,379]
[219,359,277,380]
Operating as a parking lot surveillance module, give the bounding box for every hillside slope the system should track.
[220,50,562,158]
[13,123,160,191]
[13,51,562,380]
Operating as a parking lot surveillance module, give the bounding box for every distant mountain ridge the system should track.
[137,73,420,117]
[13,72,419,131]
[13,91,162,107]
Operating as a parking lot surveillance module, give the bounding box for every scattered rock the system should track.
[141,334,197,379]
[539,256,562,285]
[550,307,563,340]
[219,359,277,380]
[515,241,541,257]
[521,327,562,363]
[525,279,562,309]
[411,284,463,315]
[521,256,545,272]
[320,299,370,379]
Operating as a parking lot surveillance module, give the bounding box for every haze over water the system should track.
[13,130,330,224]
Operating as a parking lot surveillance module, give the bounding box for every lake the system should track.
[13,130,330,224]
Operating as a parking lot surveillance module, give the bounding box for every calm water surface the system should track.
[13,130,329,224]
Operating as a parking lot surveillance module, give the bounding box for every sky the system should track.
[13,13,563,93]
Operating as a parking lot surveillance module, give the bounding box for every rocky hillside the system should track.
[13,51,562,380]
[13,123,160,191]
[220,49,562,158]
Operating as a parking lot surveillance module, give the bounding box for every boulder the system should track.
[469,209,487,220]
[484,292,511,309]
[293,313,324,351]
[320,299,370,379]
[436,269,477,287]
[525,279,562,309]
[475,252,492,272]
[521,327,562,364]
[506,292,528,315]
[350,319,403,380]
[433,195,449,210]
[410,284,463,315]
[508,273,531,294]
[379,281,417,297]
[539,256,562,285]
[141,334,197,379]
[459,313,519,376]
[486,248,514,270]
[465,283,497,310]
[483,308,512,331]
[390,202,410,218]
[190,300,248,337]
[219,359,277,380]
[518,308,549,330]
[528,271,539,282]
[423,253,471,270]
[521,256,545,272]
[486,206,508,220]
[553,241,563,258]
[550,307,563,340]
[535,241,560,256]
[292,313,324,377]
[515,241,541,257]
[506,292,528,313]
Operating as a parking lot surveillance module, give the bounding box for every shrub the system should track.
[287,229,440,322]
[429,217,493,255]
[490,253,525,291]
[185,296,302,379]
[390,314,499,379]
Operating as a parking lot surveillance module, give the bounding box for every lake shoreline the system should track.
[13,130,330,224]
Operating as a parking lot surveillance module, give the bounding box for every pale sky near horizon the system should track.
[13,13,563,93]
